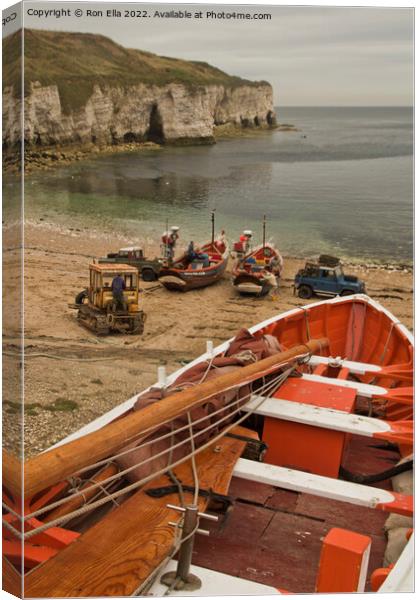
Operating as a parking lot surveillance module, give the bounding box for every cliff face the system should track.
[3,81,274,147]
[2,29,275,148]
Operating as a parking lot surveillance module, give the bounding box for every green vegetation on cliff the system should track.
[3,29,268,114]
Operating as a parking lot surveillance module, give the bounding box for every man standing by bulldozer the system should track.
[111,273,126,311]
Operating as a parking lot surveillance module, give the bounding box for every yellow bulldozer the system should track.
[72,263,146,335]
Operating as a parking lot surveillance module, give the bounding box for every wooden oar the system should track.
[5,338,328,500]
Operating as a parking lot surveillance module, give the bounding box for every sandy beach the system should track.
[2,221,413,457]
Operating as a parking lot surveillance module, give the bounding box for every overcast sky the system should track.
[16,2,415,105]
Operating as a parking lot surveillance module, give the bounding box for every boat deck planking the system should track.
[192,435,400,593]
[3,557,22,598]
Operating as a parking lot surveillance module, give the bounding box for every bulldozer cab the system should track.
[88,263,140,311]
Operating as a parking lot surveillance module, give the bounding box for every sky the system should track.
[3,1,415,106]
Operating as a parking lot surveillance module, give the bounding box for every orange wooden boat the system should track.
[159,213,229,291]
[232,242,283,296]
[2,295,413,597]
[159,238,229,291]
[232,217,283,296]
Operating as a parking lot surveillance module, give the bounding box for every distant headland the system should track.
[2,29,277,156]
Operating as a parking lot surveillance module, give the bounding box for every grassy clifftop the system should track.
[3,29,268,113]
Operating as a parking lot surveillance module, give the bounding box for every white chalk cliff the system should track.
[2,30,275,148]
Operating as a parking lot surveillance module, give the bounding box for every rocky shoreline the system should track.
[3,140,163,175]
[3,122,288,175]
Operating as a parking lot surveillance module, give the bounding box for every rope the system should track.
[131,515,200,597]
[18,369,290,522]
[85,478,120,508]
[14,369,292,540]
[379,321,402,365]
[166,421,185,508]
[2,519,22,538]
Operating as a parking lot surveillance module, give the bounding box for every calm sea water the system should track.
[9,106,413,262]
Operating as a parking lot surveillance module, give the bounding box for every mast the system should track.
[16,337,329,500]
[262,214,266,249]
[211,209,215,245]
[165,218,168,259]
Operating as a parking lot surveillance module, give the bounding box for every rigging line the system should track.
[16,372,291,528]
[19,369,290,521]
[57,480,122,529]
[85,478,120,508]
[21,371,289,539]
[379,320,402,365]
[9,373,291,529]
[167,421,185,508]
[2,518,21,538]
[21,398,240,521]
[1,502,21,520]
[131,517,200,597]
[58,354,291,477]
[187,411,199,506]
[72,346,309,470]
[163,349,222,391]
[136,460,233,599]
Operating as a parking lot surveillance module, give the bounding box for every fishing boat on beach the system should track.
[232,217,284,296]
[2,295,413,596]
[159,213,229,292]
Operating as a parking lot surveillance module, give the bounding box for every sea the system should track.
[9,106,413,263]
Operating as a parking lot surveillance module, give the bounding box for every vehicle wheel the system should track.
[298,285,312,299]
[75,289,88,305]
[130,313,145,335]
[340,290,353,296]
[141,268,156,282]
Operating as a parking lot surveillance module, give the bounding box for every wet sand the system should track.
[2,222,413,456]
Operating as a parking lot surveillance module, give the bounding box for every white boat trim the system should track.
[378,534,414,592]
[308,355,382,374]
[233,458,395,508]
[236,282,264,294]
[300,373,387,397]
[148,559,282,596]
[244,395,391,436]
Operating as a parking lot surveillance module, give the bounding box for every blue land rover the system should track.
[294,256,366,299]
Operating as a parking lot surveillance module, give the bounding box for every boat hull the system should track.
[9,295,412,596]
[232,242,283,296]
[233,272,274,296]
[159,255,228,291]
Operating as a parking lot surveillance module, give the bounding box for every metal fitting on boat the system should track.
[161,504,202,591]
[328,356,343,368]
